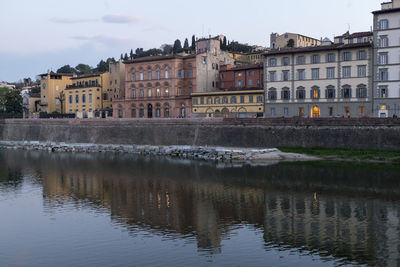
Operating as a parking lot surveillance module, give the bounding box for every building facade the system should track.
[39,72,73,113]
[264,38,373,118]
[373,0,400,118]
[114,36,234,118]
[191,90,264,118]
[219,63,264,91]
[270,32,321,50]
[65,72,111,118]
[109,60,126,104]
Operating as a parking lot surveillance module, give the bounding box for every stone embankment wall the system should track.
[0,118,400,150]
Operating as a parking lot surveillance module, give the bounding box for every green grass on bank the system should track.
[278,147,400,163]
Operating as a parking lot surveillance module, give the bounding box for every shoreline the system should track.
[0,141,320,163]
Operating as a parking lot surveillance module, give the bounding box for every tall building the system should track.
[264,35,373,118]
[373,0,400,117]
[109,60,126,104]
[270,32,321,50]
[38,72,73,113]
[65,72,111,118]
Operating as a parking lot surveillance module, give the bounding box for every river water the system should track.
[0,149,399,267]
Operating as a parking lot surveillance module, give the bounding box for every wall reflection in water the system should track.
[1,150,400,266]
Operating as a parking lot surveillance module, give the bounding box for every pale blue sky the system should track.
[0,0,381,82]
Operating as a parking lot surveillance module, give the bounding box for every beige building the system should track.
[65,72,111,118]
[270,32,321,50]
[39,72,73,113]
[109,60,125,105]
[264,35,373,118]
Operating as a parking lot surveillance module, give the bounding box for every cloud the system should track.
[49,17,98,24]
[102,14,141,24]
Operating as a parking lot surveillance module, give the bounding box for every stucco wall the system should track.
[0,118,399,150]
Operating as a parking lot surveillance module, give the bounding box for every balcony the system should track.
[66,84,101,90]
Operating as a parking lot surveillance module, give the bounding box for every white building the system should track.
[373,0,400,117]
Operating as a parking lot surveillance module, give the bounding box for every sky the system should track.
[0,0,382,82]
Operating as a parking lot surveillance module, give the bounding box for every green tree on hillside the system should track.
[191,35,196,51]
[75,64,92,75]
[173,39,182,54]
[4,90,22,113]
[57,65,76,74]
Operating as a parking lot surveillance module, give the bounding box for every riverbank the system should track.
[278,147,400,164]
[0,141,320,163]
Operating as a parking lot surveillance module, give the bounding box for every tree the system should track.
[96,60,108,72]
[75,64,92,75]
[220,39,223,50]
[191,35,196,51]
[0,87,10,112]
[57,65,75,74]
[183,38,189,52]
[124,53,128,60]
[223,36,227,50]
[161,44,173,55]
[287,39,295,48]
[4,90,22,113]
[120,53,123,60]
[173,39,182,54]
[130,49,134,59]
[56,91,65,113]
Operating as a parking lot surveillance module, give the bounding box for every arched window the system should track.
[180,104,185,118]
[341,85,352,99]
[131,89,136,99]
[356,84,367,98]
[230,96,237,104]
[311,86,320,99]
[139,104,144,118]
[207,97,212,104]
[215,97,221,104]
[222,96,228,104]
[164,103,169,118]
[118,105,123,118]
[296,87,306,99]
[131,104,136,118]
[268,88,277,100]
[281,87,290,100]
[325,86,336,99]
[156,104,161,118]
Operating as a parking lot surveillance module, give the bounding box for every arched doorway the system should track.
[311,106,320,118]
[221,108,229,118]
[148,104,153,118]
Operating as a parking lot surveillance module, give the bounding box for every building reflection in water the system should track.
[1,150,400,266]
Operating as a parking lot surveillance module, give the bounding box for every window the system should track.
[139,89,144,98]
[312,68,320,80]
[311,54,320,64]
[188,70,193,78]
[282,57,290,66]
[132,89,136,98]
[230,96,237,104]
[240,96,245,103]
[192,98,198,105]
[249,96,254,103]
[164,88,169,97]
[221,82,225,88]
[357,50,367,60]
[131,106,136,118]
[342,52,352,61]
[378,69,389,81]
[270,108,276,117]
[236,81,243,87]
[147,89,152,97]
[311,87,320,99]
[89,94,92,103]
[356,87,367,98]
[103,93,108,100]
[379,87,388,98]
[326,53,336,62]
[200,97,204,104]
[348,39,354,44]
[358,66,367,77]
[281,89,290,100]
[269,58,277,67]
[268,89,277,100]
[341,87,352,99]
[139,105,144,118]
[296,56,305,65]
[299,107,304,117]
[284,108,289,116]
[282,71,290,81]
[327,67,335,79]
[342,66,351,78]
[360,106,365,117]
[379,19,389,30]
[82,94,86,103]
[131,73,136,81]
[156,88,161,97]
[222,96,228,104]
[379,36,388,47]
[148,71,152,80]
[156,71,160,80]
[165,69,169,79]
[296,88,306,99]
[75,95,79,103]
[215,97,220,104]
[379,53,388,65]
[257,96,263,103]
[177,70,184,78]
[164,105,169,118]
[139,72,144,80]
[326,87,336,99]
[296,69,305,80]
[269,71,277,82]
[69,95,72,104]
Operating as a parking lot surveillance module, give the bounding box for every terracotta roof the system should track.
[123,54,195,64]
[221,63,263,72]
[38,71,74,77]
[335,31,372,39]
[265,42,372,56]
[71,73,105,80]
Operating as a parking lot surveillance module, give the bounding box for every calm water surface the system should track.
[1,149,400,267]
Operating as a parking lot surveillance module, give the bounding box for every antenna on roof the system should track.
[347,23,351,33]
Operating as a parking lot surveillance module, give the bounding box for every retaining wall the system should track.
[0,118,399,150]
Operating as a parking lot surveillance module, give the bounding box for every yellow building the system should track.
[65,72,111,118]
[39,72,73,113]
[229,51,265,64]
[270,32,321,49]
[191,90,264,118]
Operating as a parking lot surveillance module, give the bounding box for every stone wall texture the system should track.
[1,118,400,150]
